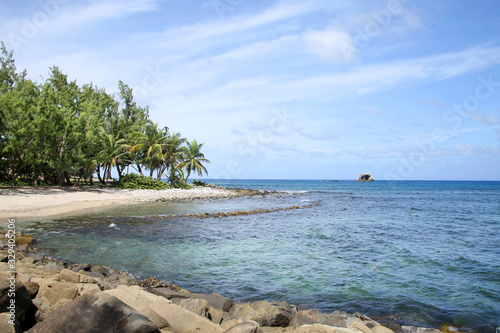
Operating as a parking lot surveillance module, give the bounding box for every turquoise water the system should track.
[17,180,500,331]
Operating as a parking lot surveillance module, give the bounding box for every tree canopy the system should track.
[0,42,210,188]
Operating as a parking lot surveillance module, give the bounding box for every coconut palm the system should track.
[160,132,187,180]
[178,140,210,182]
[129,123,169,178]
[96,132,129,186]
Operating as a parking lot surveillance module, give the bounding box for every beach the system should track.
[0,186,257,222]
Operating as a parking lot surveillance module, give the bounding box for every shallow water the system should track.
[16,180,500,330]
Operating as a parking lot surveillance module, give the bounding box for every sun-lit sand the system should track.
[0,186,244,222]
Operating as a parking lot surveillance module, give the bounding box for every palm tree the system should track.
[159,132,187,180]
[178,140,210,182]
[96,132,128,187]
[129,123,169,178]
[166,164,185,187]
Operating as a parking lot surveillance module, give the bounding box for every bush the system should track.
[117,174,170,190]
[192,179,206,187]
[174,182,191,189]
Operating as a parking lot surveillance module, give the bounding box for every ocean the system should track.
[19,180,500,331]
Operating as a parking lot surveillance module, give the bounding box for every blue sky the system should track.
[1,0,500,180]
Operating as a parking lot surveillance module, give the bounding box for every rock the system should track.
[229,301,294,327]
[105,285,171,329]
[33,279,78,304]
[191,292,233,312]
[23,281,39,299]
[295,324,360,333]
[33,297,71,323]
[106,285,224,333]
[401,327,442,333]
[75,283,102,295]
[372,325,396,333]
[177,298,209,317]
[27,290,160,333]
[349,321,374,333]
[206,305,230,325]
[375,318,403,333]
[290,309,347,328]
[0,272,34,324]
[59,269,99,284]
[0,312,22,333]
[152,287,191,300]
[358,173,374,182]
[225,321,260,333]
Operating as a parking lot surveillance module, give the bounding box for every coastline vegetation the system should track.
[0,42,210,189]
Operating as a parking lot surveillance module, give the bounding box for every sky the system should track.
[1,0,500,181]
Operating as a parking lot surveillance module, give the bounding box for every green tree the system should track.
[178,140,210,182]
[95,131,129,187]
[129,123,170,179]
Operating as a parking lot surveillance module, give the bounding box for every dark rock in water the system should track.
[357,173,374,182]
[26,290,160,333]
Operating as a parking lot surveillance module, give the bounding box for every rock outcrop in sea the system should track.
[357,173,374,182]
[0,232,446,333]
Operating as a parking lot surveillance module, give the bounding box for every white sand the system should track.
[0,186,242,222]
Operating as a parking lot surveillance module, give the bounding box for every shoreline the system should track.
[1,186,496,332]
[0,185,263,222]
[1,232,450,333]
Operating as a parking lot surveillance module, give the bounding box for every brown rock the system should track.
[27,290,160,333]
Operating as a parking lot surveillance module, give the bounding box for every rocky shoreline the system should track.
[0,232,457,333]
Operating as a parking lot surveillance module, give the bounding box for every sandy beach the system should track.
[0,186,249,222]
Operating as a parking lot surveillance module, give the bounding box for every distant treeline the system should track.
[0,42,209,188]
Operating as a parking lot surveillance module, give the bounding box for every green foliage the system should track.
[116,173,170,190]
[0,42,210,188]
[174,182,191,189]
[192,179,206,187]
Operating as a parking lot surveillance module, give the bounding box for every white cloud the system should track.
[302,28,355,64]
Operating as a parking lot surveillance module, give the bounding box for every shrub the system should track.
[117,174,170,190]
[192,179,206,187]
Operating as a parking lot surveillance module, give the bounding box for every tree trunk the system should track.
[96,165,103,184]
[137,164,144,176]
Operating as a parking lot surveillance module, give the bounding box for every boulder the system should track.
[295,324,361,333]
[27,290,160,333]
[349,321,374,333]
[23,281,39,299]
[106,285,224,333]
[191,292,233,312]
[290,309,347,328]
[229,301,294,327]
[0,272,34,324]
[0,312,22,333]
[207,306,231,325]
[225,321,260,333]
[358,173,374,182]
[152,287,190,300]
[33,279,78,304]
[59,269,99,284]
[177,298,209,317]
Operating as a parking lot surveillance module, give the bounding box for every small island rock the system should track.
[358,173,374,182]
